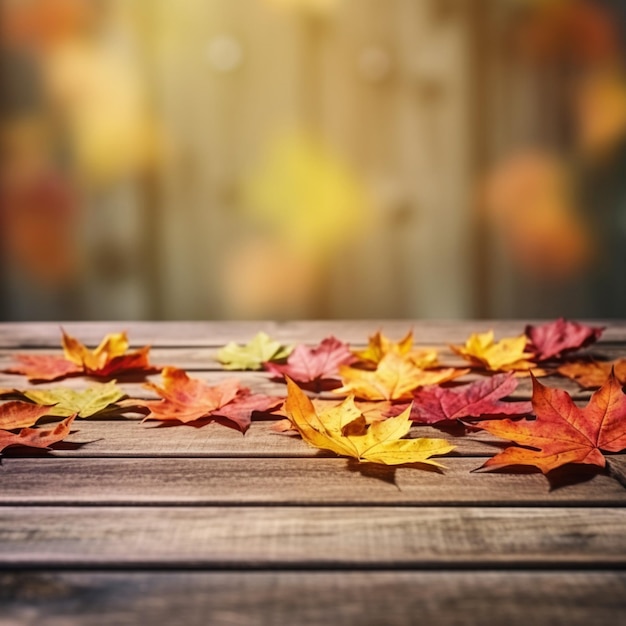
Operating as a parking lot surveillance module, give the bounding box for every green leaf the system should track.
[22,381,126,418]
[216,332,292,370]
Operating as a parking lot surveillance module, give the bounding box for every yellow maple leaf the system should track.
[61,329,153,376]
[334,353,468,401]
[62,330,129,371]
[283,378,455,466]
[451,330,536,372]
[353,330,439,369]
[353,330,414,364]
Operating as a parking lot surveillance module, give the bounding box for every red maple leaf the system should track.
[134,367,283,432]
[525,317,604,361]
[406,373,533,425]
[0,415,76,454]
[264,336,356,391]
[475,371,626,474]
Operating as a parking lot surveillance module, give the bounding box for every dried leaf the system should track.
[335,353,468,401]
[408,373,533,425]
[557,359,626,389]
[353,330,414,365]
[4,330,157,382]
[4,354,82,382]
[264,336,355,390]
[525,318,604,361]
[0,401,56,430]
[20,382,126,418]
[451,330,537,372]
[217,332,292,370]
[475,372,626,474]
[62,330,155,377]
[283,378,455,466]
[352,330,438,369]
[0,415,76,455]
[135,367,282,431]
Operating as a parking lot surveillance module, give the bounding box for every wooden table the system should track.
[2,320,626,625]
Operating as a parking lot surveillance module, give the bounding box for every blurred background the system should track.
[1,0,626,321]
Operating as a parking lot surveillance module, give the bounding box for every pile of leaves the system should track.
[2,318,626,488]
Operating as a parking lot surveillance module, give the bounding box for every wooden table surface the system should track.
[2,320,626,625]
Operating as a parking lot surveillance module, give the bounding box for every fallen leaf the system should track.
[19,381,126,418]
[62,330,155,377]
[525,318,604,361]
[217,332,292,370]
[475,372,626,474]
[135,367,282,431]
[0,401,56,430]
[557,359,626,389]
[335,353,468,401]
[283,378,455,466]
[407,373,533,425]
[4,330,158,382]
[451,330,537,372]
[353,330,413,365]
[0,415,76,455]
[264,336,356,390]
[4,354,82,382]
[352,330,438,369]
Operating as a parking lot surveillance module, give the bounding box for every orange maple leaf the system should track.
[475,371,626,474]
[0,415,76,455]
[4,330,158,382]
[0,401,56,430]
[557,359,626,389]
[134,367,283,432]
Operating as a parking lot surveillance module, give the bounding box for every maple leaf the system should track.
[4,354,82,382]
[264,336,356,391]
[217,332,292,370]
[19,381,126,418]
[475,372,626,474]
[451,330,537,372]
[134,367,282,431]
[61,330,155,377]
[353,330,414,365]
[0,415,76,455]
[557,359,626,389]
[335,353,468,401]
[4,330,158,382]
[0,401,56,430]
[353,329,438,370]
[525,318,604,361]
[407,373,533,425]
[283,378,455,466]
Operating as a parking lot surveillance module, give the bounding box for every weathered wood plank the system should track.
[1,457,625,505]
[0,367,592,400]
[1,571,625,626]
[4,343,623,373]
[0,319,623,348]
[0,346,474,370]
[17,419,505,458]
[1,506,626,568]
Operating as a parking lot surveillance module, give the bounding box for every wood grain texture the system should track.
[0,360,593,400]
[1,457,625,505]
[1,506,625,568]
[1,571,625,626]
[0,319,623,348]
[36,419,506,458]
